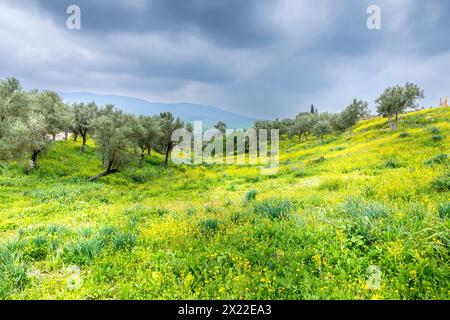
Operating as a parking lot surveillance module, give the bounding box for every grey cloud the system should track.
[0,0,449,119]
[19,0,280,48]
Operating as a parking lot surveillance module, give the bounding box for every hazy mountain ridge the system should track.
[59,92,256,129]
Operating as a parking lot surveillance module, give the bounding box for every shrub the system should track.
[127,168,160,184]
[293,168,308,178]
[343,198,389,219]
[342,199,390,245]
[63,238,103,265]
[199,218,220,235]
[24,235,49,261]
[431,173,450,192]
[46,224,68,235]
[425,154,448,166]
[99,226,119,243]
[244,189,257,203]
[429,126,440,134]
[253,198,294,219]
[112,231,137,251]
[437,202,450,219]
[0,248,28,299]
[431,135,444,142]
[398,132,410,138]
[310,156,326,165]
[384,158,402,169]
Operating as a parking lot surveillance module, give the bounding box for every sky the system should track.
[0,0,449,119]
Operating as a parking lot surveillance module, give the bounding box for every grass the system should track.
[0,106,449,299]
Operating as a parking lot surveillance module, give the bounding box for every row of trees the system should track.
[0,78,188,179]
[254,99,369,141]
[255,82,424,141]
[0,78,425,179]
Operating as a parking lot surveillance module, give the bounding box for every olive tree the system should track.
[294,112,317,141]
[0,78,28,159]
[0,79,49,169]
[126,115,162,167]
[30,90,73,140]
[73,102,98,151]
[90,107,132,180]
[313,121,332,139]
[376,83,424,130]
[337,99,369,132]
[158,112,185,167]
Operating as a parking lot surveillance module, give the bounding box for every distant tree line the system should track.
[254,82,424,140]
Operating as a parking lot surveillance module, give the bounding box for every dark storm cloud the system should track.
[1,0,449,119]
[21,0,280,48]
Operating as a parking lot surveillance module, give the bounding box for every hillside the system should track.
[0,106,448,299]
[59,92,256,129]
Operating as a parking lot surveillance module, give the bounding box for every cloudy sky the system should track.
[0,0,449,119]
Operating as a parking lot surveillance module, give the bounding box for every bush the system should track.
[430,126,440,134]
[0,247,28,299]
[384,158,402,169]
[253,198,294,219]
[293,168,308,178]
[244,189,257,203]
[112,231,137,251]
[431,135,444,142]
[99,225,119,240]
[310,156,326,165]
[425,154,448,166]
[126,167,160,184]
[398,132,410,138]
[343,198,389,219]
[63,238,103,265]
[342,199,390,245]
[431,173,450,192]
[199,218,220,235]
[24,235,49,261]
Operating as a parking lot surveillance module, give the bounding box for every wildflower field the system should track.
[0,106,449,299]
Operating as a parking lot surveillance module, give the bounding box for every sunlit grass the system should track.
[0,106,449,299]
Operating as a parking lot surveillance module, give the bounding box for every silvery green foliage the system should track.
[0,79,46,161]
[29,90,73,138]
[337,99,369,131]
[0,78,75,166]
[157,112,185,167]
[293,113,317,141]
[72,102,98,150]
[133,115,162,155]
[92,107,133,171]
[313,120,332,139]
[376,82,424,129]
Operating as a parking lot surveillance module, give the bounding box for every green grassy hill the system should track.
[0,107,449,299]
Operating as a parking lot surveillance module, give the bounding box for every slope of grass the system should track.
[0,107,449,300]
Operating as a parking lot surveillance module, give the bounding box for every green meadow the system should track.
[0,106,449,300]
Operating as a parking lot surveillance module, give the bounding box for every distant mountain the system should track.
[59,92,256,129]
